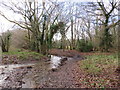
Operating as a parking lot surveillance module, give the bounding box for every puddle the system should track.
[50,55,62,69]
[0,63,35,88]
[0,55,65,88]
[0,55,74,88]
[50,55,73,69]
[0,64,35,71]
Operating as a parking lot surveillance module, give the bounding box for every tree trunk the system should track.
[71,19,74,50]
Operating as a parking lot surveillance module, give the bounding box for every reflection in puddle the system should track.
[50,55,62,69]
[50,55,72,69]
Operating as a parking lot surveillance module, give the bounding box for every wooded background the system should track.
[0,0,119,54]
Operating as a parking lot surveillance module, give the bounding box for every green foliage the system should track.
[48,22,66,49]
[77,39,93,52]
[50,24,59,33]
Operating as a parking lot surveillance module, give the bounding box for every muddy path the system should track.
[0,58,83,88]
[0,63,35,88]
[0,49,84,88]
[25,56,83,88]
[37,59,81,88]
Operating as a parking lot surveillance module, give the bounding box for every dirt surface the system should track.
[32,59,82,88]
[26,49,119,88]
[0,65,33,88]
[49,49,113,57]
[0,49,119,88]
[49,49,82,57]
[0,49,84,88]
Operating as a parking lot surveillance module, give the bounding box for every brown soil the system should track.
[49,49,82,57]
[34,59,81,88]
[49,49,113,57]
[1,49,119,88]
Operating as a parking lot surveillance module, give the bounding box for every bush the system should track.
[77,39,93,52]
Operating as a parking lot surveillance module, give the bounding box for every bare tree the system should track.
[0,0,63,54]
[0,31,12,52]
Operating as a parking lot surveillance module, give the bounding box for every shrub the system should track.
[77,39,93,52]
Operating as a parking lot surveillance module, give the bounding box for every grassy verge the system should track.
[2,51,45,64]
[3,51,44,59]
[78,53,119,88]
[80,54,118,74]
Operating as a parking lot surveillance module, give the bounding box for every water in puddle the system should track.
[0,55,71,88]
[0,55,63,88]
[0,64,35,88]
[50,55,62,69]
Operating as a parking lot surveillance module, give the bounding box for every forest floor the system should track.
[0,49,119,88]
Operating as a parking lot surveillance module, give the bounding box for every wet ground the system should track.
[0,63,35,88]
[0,49,119,88]
[37,59,81,88]
[0,53,83,88]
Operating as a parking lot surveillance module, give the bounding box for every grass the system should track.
[80,53,118,75]
[2,50,44,61]
[79,53,119,88]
